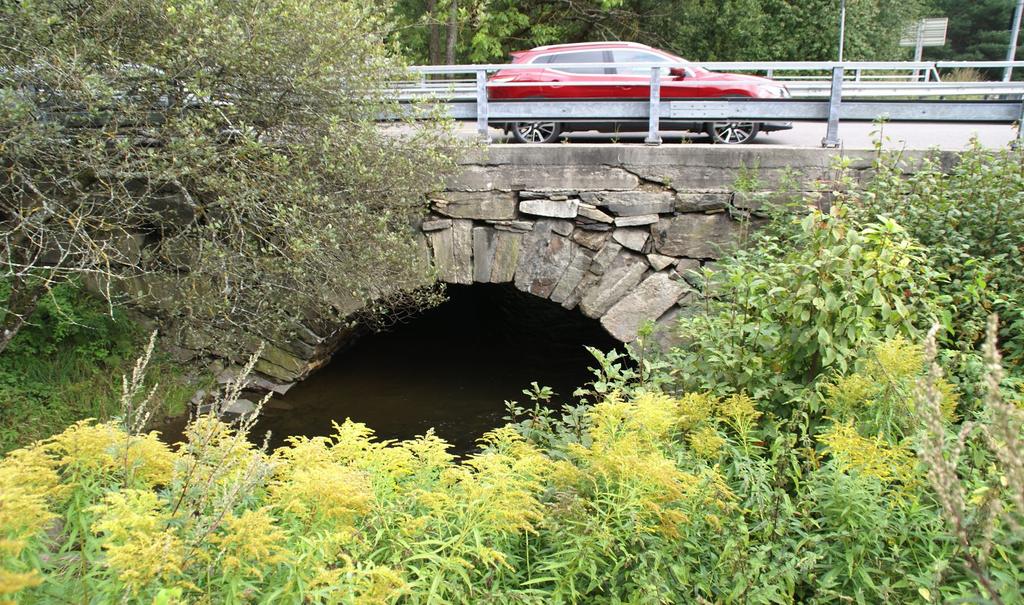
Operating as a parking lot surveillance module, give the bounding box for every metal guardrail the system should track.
[395,61,1024,147]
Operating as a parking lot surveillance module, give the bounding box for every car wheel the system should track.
[510,122,561,144]
[707,121,759,145]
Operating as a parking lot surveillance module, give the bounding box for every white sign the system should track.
[900,18,949,47]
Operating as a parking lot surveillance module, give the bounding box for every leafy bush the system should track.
[666,202,939,408]
[850,143,1024,366]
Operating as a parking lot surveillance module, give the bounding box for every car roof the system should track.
[528,41,654,53]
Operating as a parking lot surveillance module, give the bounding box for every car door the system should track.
[610,49,715,99]
[528,50,616,98]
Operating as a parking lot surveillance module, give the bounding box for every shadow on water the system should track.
[189,284,621,454]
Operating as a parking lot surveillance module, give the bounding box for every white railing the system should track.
[391,61,1024,147]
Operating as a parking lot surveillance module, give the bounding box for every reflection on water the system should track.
[243,284,619,453]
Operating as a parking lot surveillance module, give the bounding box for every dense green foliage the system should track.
[0,0,454,354]
[0,283,194,454]
[2,147,1023,604]
[928,0,1019,62]
[392,0,931,63]
[851,142,1024,365]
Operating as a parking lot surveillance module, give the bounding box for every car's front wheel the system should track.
[510,121,562,144]
[707,121,759,145]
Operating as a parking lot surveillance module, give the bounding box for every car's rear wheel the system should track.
[510,121,561,144]
[707,121,759,145]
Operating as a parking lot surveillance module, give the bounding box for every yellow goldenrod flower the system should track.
[820,422,918,487]
[211,508,290,580]
[689,425,726,459]
[718,393,762,436]
[90,490,185,595]
[677,392,717,430]
[0,569,42,598]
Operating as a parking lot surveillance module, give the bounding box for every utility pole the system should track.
[838,0,847,62]
[1006,0,1024,81]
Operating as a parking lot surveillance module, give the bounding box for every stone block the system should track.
[514,220,574,298]
[577,203,614,223]
[579,252,649,319]
[489,220,534,232]
[732,190,797,212]
[520,198,580,219]
[589,241,622,276]
[652,302,693,351]
[675,192,732,213]
[652,213,743,259]
[647,253,677,271]
[600,272,690,341]
[255,343,309,382]
[421,219,453,232]
[674,258,702,284]
[222,398,257,417]
[490,231,523,283]
[614,214,660,227]
[550,246,595,305]
[599,191,675,216]
[612,228,650,253]
[551,220,574,236]
[571,229,609,251]
[561,271,600,311]
[427,219,473,284]
[473,226,497,283]
[431,191,517,220]
[217,367,295,395]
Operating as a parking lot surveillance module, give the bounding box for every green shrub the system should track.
[0,281,193,453]
[851,143,1024,366]
[666,203,940,409]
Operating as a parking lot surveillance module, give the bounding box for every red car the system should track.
[488,41,791,144]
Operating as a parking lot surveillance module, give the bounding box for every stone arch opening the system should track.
[248,283,618,453]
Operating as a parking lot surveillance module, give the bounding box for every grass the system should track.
[0,283,197,454]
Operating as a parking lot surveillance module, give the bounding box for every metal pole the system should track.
[475,70,490,143]
[1016,99,1024,149]
[1005,0,1024,81]
[914,20,925,81]
[822,66,844,148]
[838,0,847,62]
[645,66,662,145]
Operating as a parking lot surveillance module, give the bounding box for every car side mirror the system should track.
[669,67,688,79]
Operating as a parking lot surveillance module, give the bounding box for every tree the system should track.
[391,0,929,64]
[927,0,1019,62]
[0,0,456,355]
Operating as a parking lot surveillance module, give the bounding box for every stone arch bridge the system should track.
[418,144,930,343]
[219,145,953,387]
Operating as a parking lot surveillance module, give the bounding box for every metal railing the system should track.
[393,61,1024,147]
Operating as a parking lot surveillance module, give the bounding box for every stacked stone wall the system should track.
[419,145,954,345]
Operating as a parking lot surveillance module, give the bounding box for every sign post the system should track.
[899,18,948,80]
[1005,0,1024,81]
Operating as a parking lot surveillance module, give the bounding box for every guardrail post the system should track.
[1015,100,1024,149]
[821,66,844,148]
[475,70,491,143]
[645,67,662,145]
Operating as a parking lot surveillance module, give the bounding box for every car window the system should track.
[543,51,610,74]
[612,50,672,75]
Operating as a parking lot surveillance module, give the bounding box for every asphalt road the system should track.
[468,121,1018,150]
